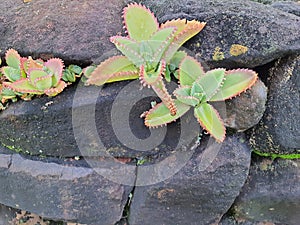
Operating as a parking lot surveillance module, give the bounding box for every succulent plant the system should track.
[62,64,83,83]
[143,56,258,142]
[3,50,67,97]
[0,49,83,110]
[86,3,206,115]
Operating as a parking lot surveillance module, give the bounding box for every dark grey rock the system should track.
[219,214,282,225]
[115,218,128,225]
[0,80,199,158]
[219,79,268,132]
[0,152,135,224]
[0,204,18,225]
[129,134,251,225]
[232,157,300,225]
[251,0,298,5]
[271,1,300,16]
[1,0,299,68]
[250,55,300,154]
[138,0,300,68]
[0,0,124,63]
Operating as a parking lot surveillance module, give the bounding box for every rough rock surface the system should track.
[250,55,300,154]
[129,135,251,225]
[0,204,17,225]
[219,215,281,225]
[271,1,300,16]
[0,0,125,63]
[232,156,300,225]
[251,0,299,4]
[0,151,134,224]
[138,0,300,68]
[0,81,199,158]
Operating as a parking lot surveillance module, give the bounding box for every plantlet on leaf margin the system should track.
[85,3,206,115]
[144,56,258,142]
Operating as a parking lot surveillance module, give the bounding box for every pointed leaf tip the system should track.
[86,55,139,86]
[210,69,258,101]
[5,49,21,69]
[162,20,206,62]
[123,3,159,41]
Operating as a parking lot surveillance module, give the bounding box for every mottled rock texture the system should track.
[251,55,300,154]
[129,135,251,225]
[0,152,134,224]
[232,157,300,225]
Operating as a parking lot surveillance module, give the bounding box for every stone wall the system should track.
[0,0,299,224]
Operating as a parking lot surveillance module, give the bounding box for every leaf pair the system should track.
[144,56,258,142]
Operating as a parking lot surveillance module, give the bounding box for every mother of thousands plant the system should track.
[144,56,257,142]
[86,3,206,115]
[0,49,82,109]
[86,3,258,142]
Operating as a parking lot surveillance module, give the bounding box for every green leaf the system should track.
[86,56,139,86]
[5,49,21,69]
[4,79,44,94]
[140,60,164,85]
[174,86,199,106]
[210,69,258,101]
[148,27,176,63]
[139,41,154,63]
[173,70,179,79]
[1,87,17,99]
[161,20,206,62]
[165,66,171,82]
[28,69,48,86]
[196,68,225,100]
[169,51,187,72]
[2,66,21,82]
[44,58,64,86]
[110,36,144,67]
[62,70,76,82]
[194,103,225,142]
[68,65,82,75]
[123,3,159,41]
[34,76,53,91]
[23,57,43,74]
[83,66,96,79]
[144,100,191,127]
[190,82,205,102]
[179,56,205,86]
[44,80,67,96]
